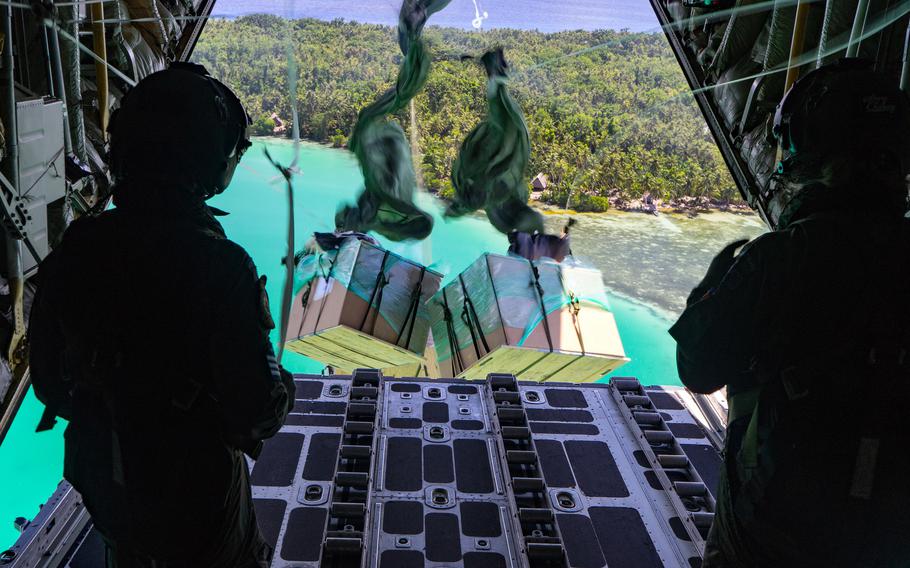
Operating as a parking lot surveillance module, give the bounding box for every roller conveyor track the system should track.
[321,369,384,567]
[3,373,722,568]
[485,373,568,568]
[610,377,717,554]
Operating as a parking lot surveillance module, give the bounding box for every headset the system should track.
[109,62,252,196]
[767,59,910,228]
[772,58,907,176]
[170,62,253,164]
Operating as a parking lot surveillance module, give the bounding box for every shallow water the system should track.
[0,139,765,547]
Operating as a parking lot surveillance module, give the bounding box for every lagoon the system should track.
[0,139,765,547]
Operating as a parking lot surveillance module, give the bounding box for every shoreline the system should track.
[251,137,760,219]
[531,197,756,218]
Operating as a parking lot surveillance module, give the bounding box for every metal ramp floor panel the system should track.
[3,373,722,568]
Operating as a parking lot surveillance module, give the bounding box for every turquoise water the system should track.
[0,139,764,547]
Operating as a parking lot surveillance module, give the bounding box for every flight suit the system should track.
[30,195,295,567]
[671,206,910,567]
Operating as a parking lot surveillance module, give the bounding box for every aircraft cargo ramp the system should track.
[650,0,910,227]
[4,371,722,568]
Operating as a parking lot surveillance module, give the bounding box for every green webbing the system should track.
[445,48,543,235]
[441,289,465,374]
[730,386,763,470]
[531,264,554,352]
[335,0,450,241]
[359,250,391,334]
[459,274,490,358]
[727,386,761,425]
[396,266,426,350]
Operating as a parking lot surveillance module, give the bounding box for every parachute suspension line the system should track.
[412,88,432,266]
[272,8,302,364]
[515,0,889,82]
[470,0,489,29]
[410,100,422,187]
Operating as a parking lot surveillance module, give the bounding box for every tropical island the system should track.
[194,15,746,214]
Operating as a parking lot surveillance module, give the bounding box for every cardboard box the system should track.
[428,254,629,382]
[285,239,442,370]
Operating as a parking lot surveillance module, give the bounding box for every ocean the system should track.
[0,140,765,548]
[210,0,661,33]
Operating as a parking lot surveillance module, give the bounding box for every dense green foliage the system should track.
[194,15,739,209]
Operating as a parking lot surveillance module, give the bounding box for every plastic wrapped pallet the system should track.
[285,239,442,371]
[428,254,629,382]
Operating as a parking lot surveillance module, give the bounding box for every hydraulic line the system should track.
[47,9,72,155]
[2,1,23,341]
[89,2,110,139]
[57,3,86,161]
[901,19,910,90]
[774,0,813,175]
[785,0,813,90]
[0,0,27,447]
[846,0,872,56]
[41,26,54,97]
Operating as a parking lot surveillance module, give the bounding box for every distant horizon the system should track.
[209,0,660,34]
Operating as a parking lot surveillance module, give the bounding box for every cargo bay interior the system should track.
[0,0,906,566]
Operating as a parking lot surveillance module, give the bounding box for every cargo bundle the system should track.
[285,238,442,373]
[428,253,628,382]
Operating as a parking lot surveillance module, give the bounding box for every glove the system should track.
[687,239,750,305]
[280,366,297,415]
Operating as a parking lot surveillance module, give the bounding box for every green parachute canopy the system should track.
[446,48,544,235]
[336,0,451,241]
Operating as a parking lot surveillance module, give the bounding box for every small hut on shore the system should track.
[531,173,548,200]
[270,112,287,135]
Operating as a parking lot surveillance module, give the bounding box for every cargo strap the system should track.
[730,371,810,471]
[459,274,490,359]
[726,386,760,425]
[567,292,585,356]
[530,264,554,352]
[308,255,337,336]
[555,269,586,355]
[360,250,390,335]
[294,285,312,340]
[441,289,466,375]
[727,386,762,469]
[396,266,425,350]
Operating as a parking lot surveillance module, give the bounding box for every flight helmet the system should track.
[109,62,252,199]
[769,59,910,227]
